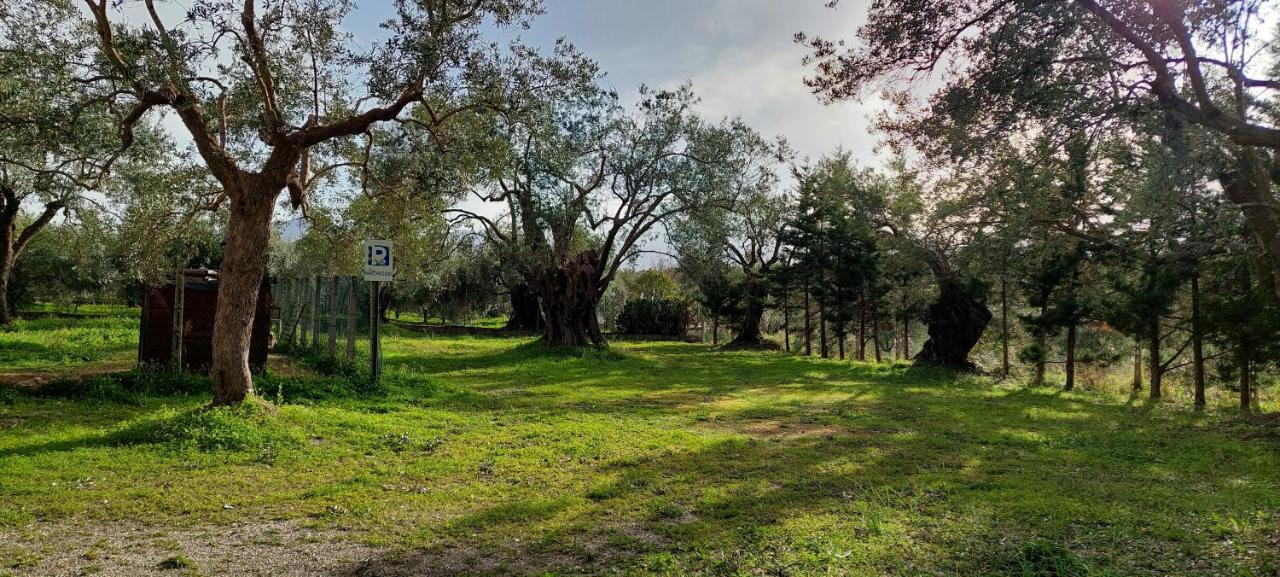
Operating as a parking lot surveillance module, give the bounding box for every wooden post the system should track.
[274,280,284,340]
[171,269,184,370]
[328,275,338,357]
[299,277,309,348]
[311,275,322,351]
[346,276,357,361]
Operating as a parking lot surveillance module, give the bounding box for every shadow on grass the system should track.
[348,345,1280,576]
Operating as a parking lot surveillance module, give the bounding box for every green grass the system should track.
[391,312,510,328]
[1,315,1278,575]
[0,307,138,373]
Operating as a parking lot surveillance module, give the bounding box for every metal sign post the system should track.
[362,240,394,385]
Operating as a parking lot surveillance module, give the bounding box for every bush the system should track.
[113,397,301,453]
[31,369,209,404]
[615,298,692,336]
[996,539,1090,577]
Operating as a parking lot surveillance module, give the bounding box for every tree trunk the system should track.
[871,295,882,363]
[857,296,867,361]
[1033,334,1047,386]
[0,191,63,325]
[1239,342,1252,412]
[505,283,542,331]
[712,312,719,346]
[0,256,12,326]
[1148,315,1162,400]
[1191,273,1206,409]
[210,186,277,406]
[782,291,790,353]
[0,203,15,325]
[915,278,992,371]
[1000,275,1009,378]
[902,316,909,359]
[837,331,845,359]
[1221,150,1280,297]
[1132,337,1143,391]
[1064,322,1077,391]
[819,301,829,358]
[529,250,605,347]
[728,281,768,348]
[803,286,812,355]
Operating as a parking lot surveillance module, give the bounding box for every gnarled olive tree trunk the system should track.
[0,185,64,325]
[914,277,992,371]
[505,283,542,331]
[528,250,605,347]
[727,280,769,348]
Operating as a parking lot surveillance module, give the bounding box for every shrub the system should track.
[112,397,302,453]
[615,298,692,336]
[996,539,1090,577]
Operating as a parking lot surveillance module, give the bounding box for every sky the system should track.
[132,0,886,167]
[477,0,887,165]
[126,1,889,245]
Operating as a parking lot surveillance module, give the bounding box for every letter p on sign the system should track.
[362,240,394,281]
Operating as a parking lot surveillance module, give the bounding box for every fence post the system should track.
[299,277,308,347]
[346,276,357,361]
[171,269,184,370]
[273,279,284,341]
[311,275,322,351]
[328,275,338,357]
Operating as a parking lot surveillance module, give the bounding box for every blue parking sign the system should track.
[361,240,394,281]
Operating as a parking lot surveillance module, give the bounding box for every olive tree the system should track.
[48,0,543,404]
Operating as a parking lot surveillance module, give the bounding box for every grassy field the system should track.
[0,306,138,375]
[1,311,1278,576]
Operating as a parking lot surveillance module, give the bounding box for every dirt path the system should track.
[0,355,315,389]
[1,519,381,577]
[0,360,135,388]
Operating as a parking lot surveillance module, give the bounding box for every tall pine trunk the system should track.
[1132,337,1143,391]
[1000,276,1009,378]
[803,286,812,355]
[1064,322,1077,391]
[871,295,882,363]
[1239,342,1252,412]
[782,291,790,352]
[857,296,867,361]
[210,185,277,406]
[1147,315,1162,400]
[819,300,828,358]
[1191,273,1206,409]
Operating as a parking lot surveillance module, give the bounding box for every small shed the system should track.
[138,269,273,373]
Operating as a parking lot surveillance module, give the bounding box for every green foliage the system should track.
[615,298,692,336]
[996,539,1090,577]
[156,554,196,570]
[112,398,301,453]
[0,310,137,372]
[2,314,1278,575]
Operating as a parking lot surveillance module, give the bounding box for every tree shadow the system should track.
[347,358,1280,576]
